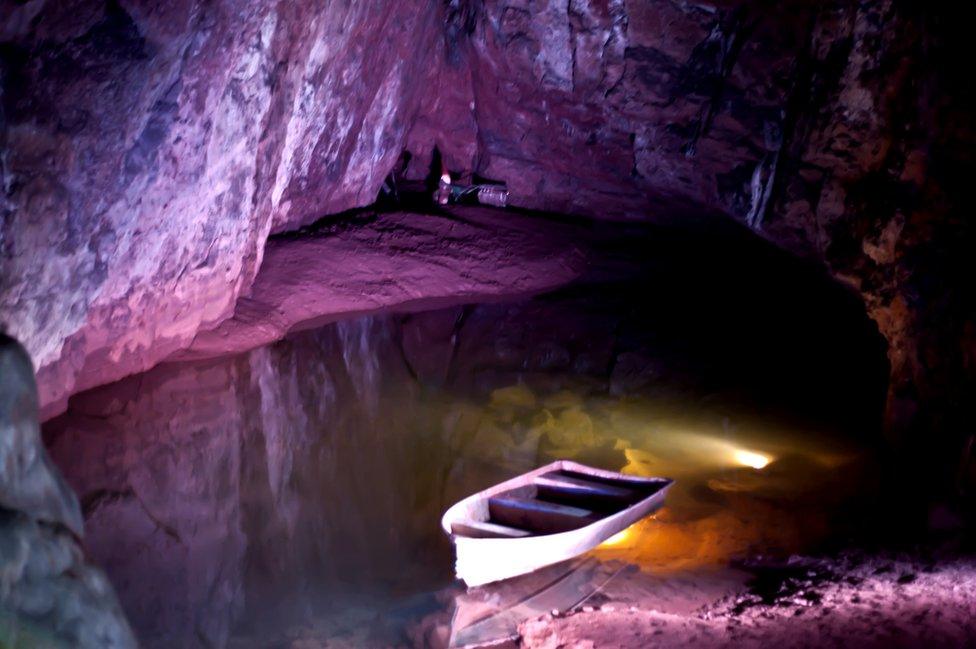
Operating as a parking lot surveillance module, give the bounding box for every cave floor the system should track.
[226,550,976,648]
[513,552,976,649]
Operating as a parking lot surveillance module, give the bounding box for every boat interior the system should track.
[450,470,672,539]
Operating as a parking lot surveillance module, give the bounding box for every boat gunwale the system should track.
[441,460,673,541]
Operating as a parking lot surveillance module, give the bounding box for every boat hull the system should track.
[441,460,672,586]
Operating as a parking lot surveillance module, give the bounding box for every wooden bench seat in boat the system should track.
[534,472,639,507]
[558,469,665,491]
[450,520,532,539]
[488,496,600,535]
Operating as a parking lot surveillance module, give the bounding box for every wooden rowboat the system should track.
[441,460,673,586]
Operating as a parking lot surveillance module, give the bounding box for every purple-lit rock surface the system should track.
[178,207,587,361]
[0,0,444,418]
[403,0,975,471]
[2,1,973,481]
[517,555,976,649]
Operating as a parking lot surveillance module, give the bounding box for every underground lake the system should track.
[2,1,974,647]
[38,211,911,647]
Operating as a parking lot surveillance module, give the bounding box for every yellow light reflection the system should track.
[600,526,635,547]
[732,448,772,469]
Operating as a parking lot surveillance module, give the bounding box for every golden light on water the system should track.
[619,431,777,476]
[600,526,635,547]
[731,448,772,469]
[456,384,862,572]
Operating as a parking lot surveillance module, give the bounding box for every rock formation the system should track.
[1,0,445,418]
[2,0,972,485]
[0,333,135,648]
[176,207,588,361]
[403,0,974,491]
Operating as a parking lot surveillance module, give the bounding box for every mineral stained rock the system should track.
[0,0,445,418]
[405,0,974,484]
[178,207,588,361]
[0,334,136,648]
[2,1,972,478]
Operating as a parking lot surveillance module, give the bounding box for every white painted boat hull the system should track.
[441,460,673,586]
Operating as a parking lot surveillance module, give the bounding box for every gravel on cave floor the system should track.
[511,551,976,649]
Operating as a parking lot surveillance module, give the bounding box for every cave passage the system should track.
[42,211,891,648]
[4,1,974,646]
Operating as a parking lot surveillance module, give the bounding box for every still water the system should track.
[43,224,886,647]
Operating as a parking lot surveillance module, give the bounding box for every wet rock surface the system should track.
[405,0,975,491]
[0,334,135,648]
[215,549,976,648]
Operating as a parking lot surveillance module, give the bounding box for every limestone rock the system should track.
[0,0,445,418]
[177,207,588,361]
[1,0,972,480]
[0,334,82,535]
[0,334,136,648]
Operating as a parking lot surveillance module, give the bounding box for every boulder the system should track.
[0,334,136,648]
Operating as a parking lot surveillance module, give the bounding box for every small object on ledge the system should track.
[435,172,453,205]
[441,459,673,586]
[435,172,508,208]
[476,184,508,207]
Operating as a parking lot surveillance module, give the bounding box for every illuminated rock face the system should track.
[175,207,588,362]
[0,0,443,418]
[2,1,972,474]
[405,0,973,473]
[421,0,802,220]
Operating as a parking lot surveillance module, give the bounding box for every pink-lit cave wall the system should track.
[2,2,972,483]
[1,2,974,646]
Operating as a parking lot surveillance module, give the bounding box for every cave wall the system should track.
[0,0,443,418]
[2,0,973,477]
[0,334,135,648]
[425,0,805,219]
[405,0,974,484]
[771,3,975,480]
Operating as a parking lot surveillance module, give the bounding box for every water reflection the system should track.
[44,308,874,648]
[44,318,452,648]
